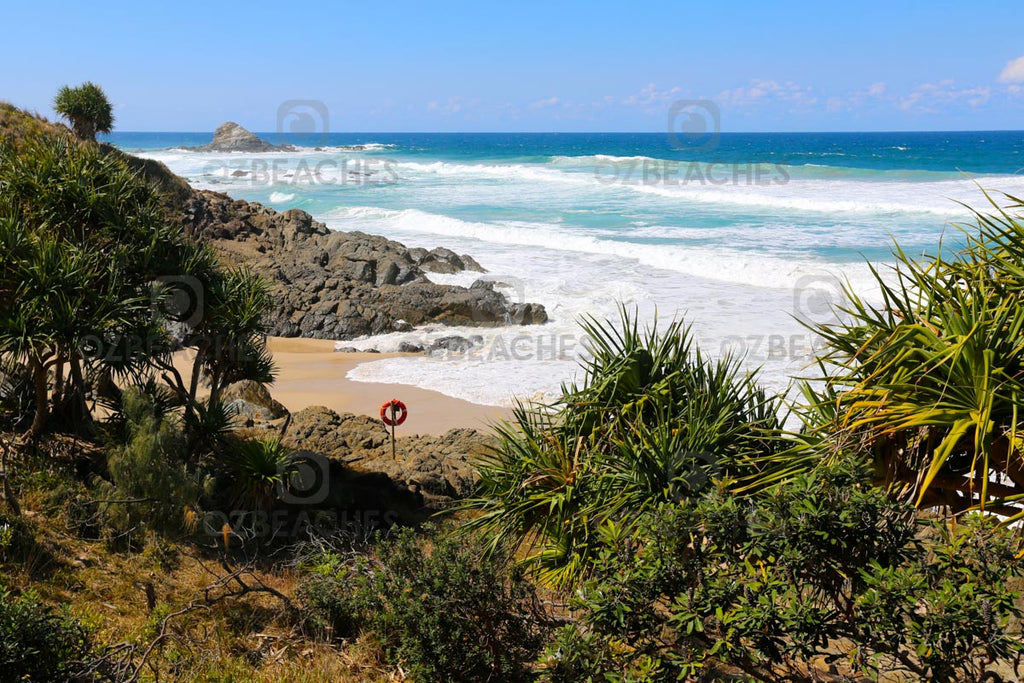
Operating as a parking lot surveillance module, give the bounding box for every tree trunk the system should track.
[27,355,48,440]
[208,366,223,409]
[185,345,207,423]
[67,355,93,436]
[53,356,65,404]
[0,438,20,517]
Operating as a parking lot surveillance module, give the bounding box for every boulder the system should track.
[225,399,271,426]
[221,380,288,419]
[460,254,486,272]
[507,302,549,325]
[192,122,288,153]
[426,335,481,356]
[418,247,467,274]
[280,406,490,506]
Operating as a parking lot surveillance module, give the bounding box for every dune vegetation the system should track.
[2,96,1024,682]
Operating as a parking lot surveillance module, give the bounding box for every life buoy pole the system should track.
[380,399,408,459]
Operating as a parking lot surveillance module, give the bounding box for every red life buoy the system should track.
[380,399,408,426]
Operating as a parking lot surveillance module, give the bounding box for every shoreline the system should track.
[264,336,511,436]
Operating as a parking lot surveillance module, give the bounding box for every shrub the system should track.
[300,526,549,682]
[537,625,662,683]
[463,307,782,587]
[97,389,201,540]
[0,586,91,682]
[564,461,1024,682]
[298,551,380,640]
[0,511,32,564]
[220,436,296,513]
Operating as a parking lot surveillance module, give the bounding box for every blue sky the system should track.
[2,0,1023,132]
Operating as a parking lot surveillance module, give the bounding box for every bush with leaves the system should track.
[0,117,274,455]
[220,436,296,512]
[0,586,91,682]
[96,389,202,541]
[299,526,550,682]
[746,195,1024,518]
[0,511,33,564]
[299,550,381,641]
[556,461,1024,682]
[538,624,673,683]
[463,307,782,587]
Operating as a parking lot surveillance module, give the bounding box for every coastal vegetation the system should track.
[1,96,1024,682]
[462,309,783,588]
[53,82,114,142]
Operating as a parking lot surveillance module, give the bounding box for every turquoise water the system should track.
[111,131,1024,405]
[109,130,1024,173]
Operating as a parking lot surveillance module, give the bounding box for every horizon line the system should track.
[105,128,1024,136]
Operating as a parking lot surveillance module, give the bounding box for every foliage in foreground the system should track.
[0,110,274,457]
[462,307,782,587]
[546,462,1024,682]
[96,389,204,543]
[749,194,1024,518]
[300,526,550,683]
[0,586,92,682]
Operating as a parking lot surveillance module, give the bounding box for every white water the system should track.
[135,144,1024,407]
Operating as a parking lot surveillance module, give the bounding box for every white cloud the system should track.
[898,80,990,112]
[865,82,886,97]
[426,97,474,115]
[530,97,561,109]
[827,82,887,112]
[826,96,845,113]
[622,83,682,107]
[999,56,1024,84]
[716,80,818,110]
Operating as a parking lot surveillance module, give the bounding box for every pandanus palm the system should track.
[53,82,114,142]
[0,132,274,450]
[0,208,153,436]
[462,306,782,587]
[150,253,277,458]
[0,135,176,438]
[221,437,297,514]
[745,193,1024,519]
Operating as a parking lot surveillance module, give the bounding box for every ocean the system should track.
[109,130,1024,407]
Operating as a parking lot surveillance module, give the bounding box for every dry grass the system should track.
[0,101,74,147]
[0,435,406,682]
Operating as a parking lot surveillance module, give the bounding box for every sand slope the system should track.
[264,337,510,436]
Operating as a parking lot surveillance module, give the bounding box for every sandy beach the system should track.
[175,337,510,435]
[262,337,510,436]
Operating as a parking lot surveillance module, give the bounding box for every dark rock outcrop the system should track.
[426,335,484,356]
[222,380,289,425]
[175,190,548,339]
[281,406,490,506]
[417,247,486,274]
[189,121,288,153]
